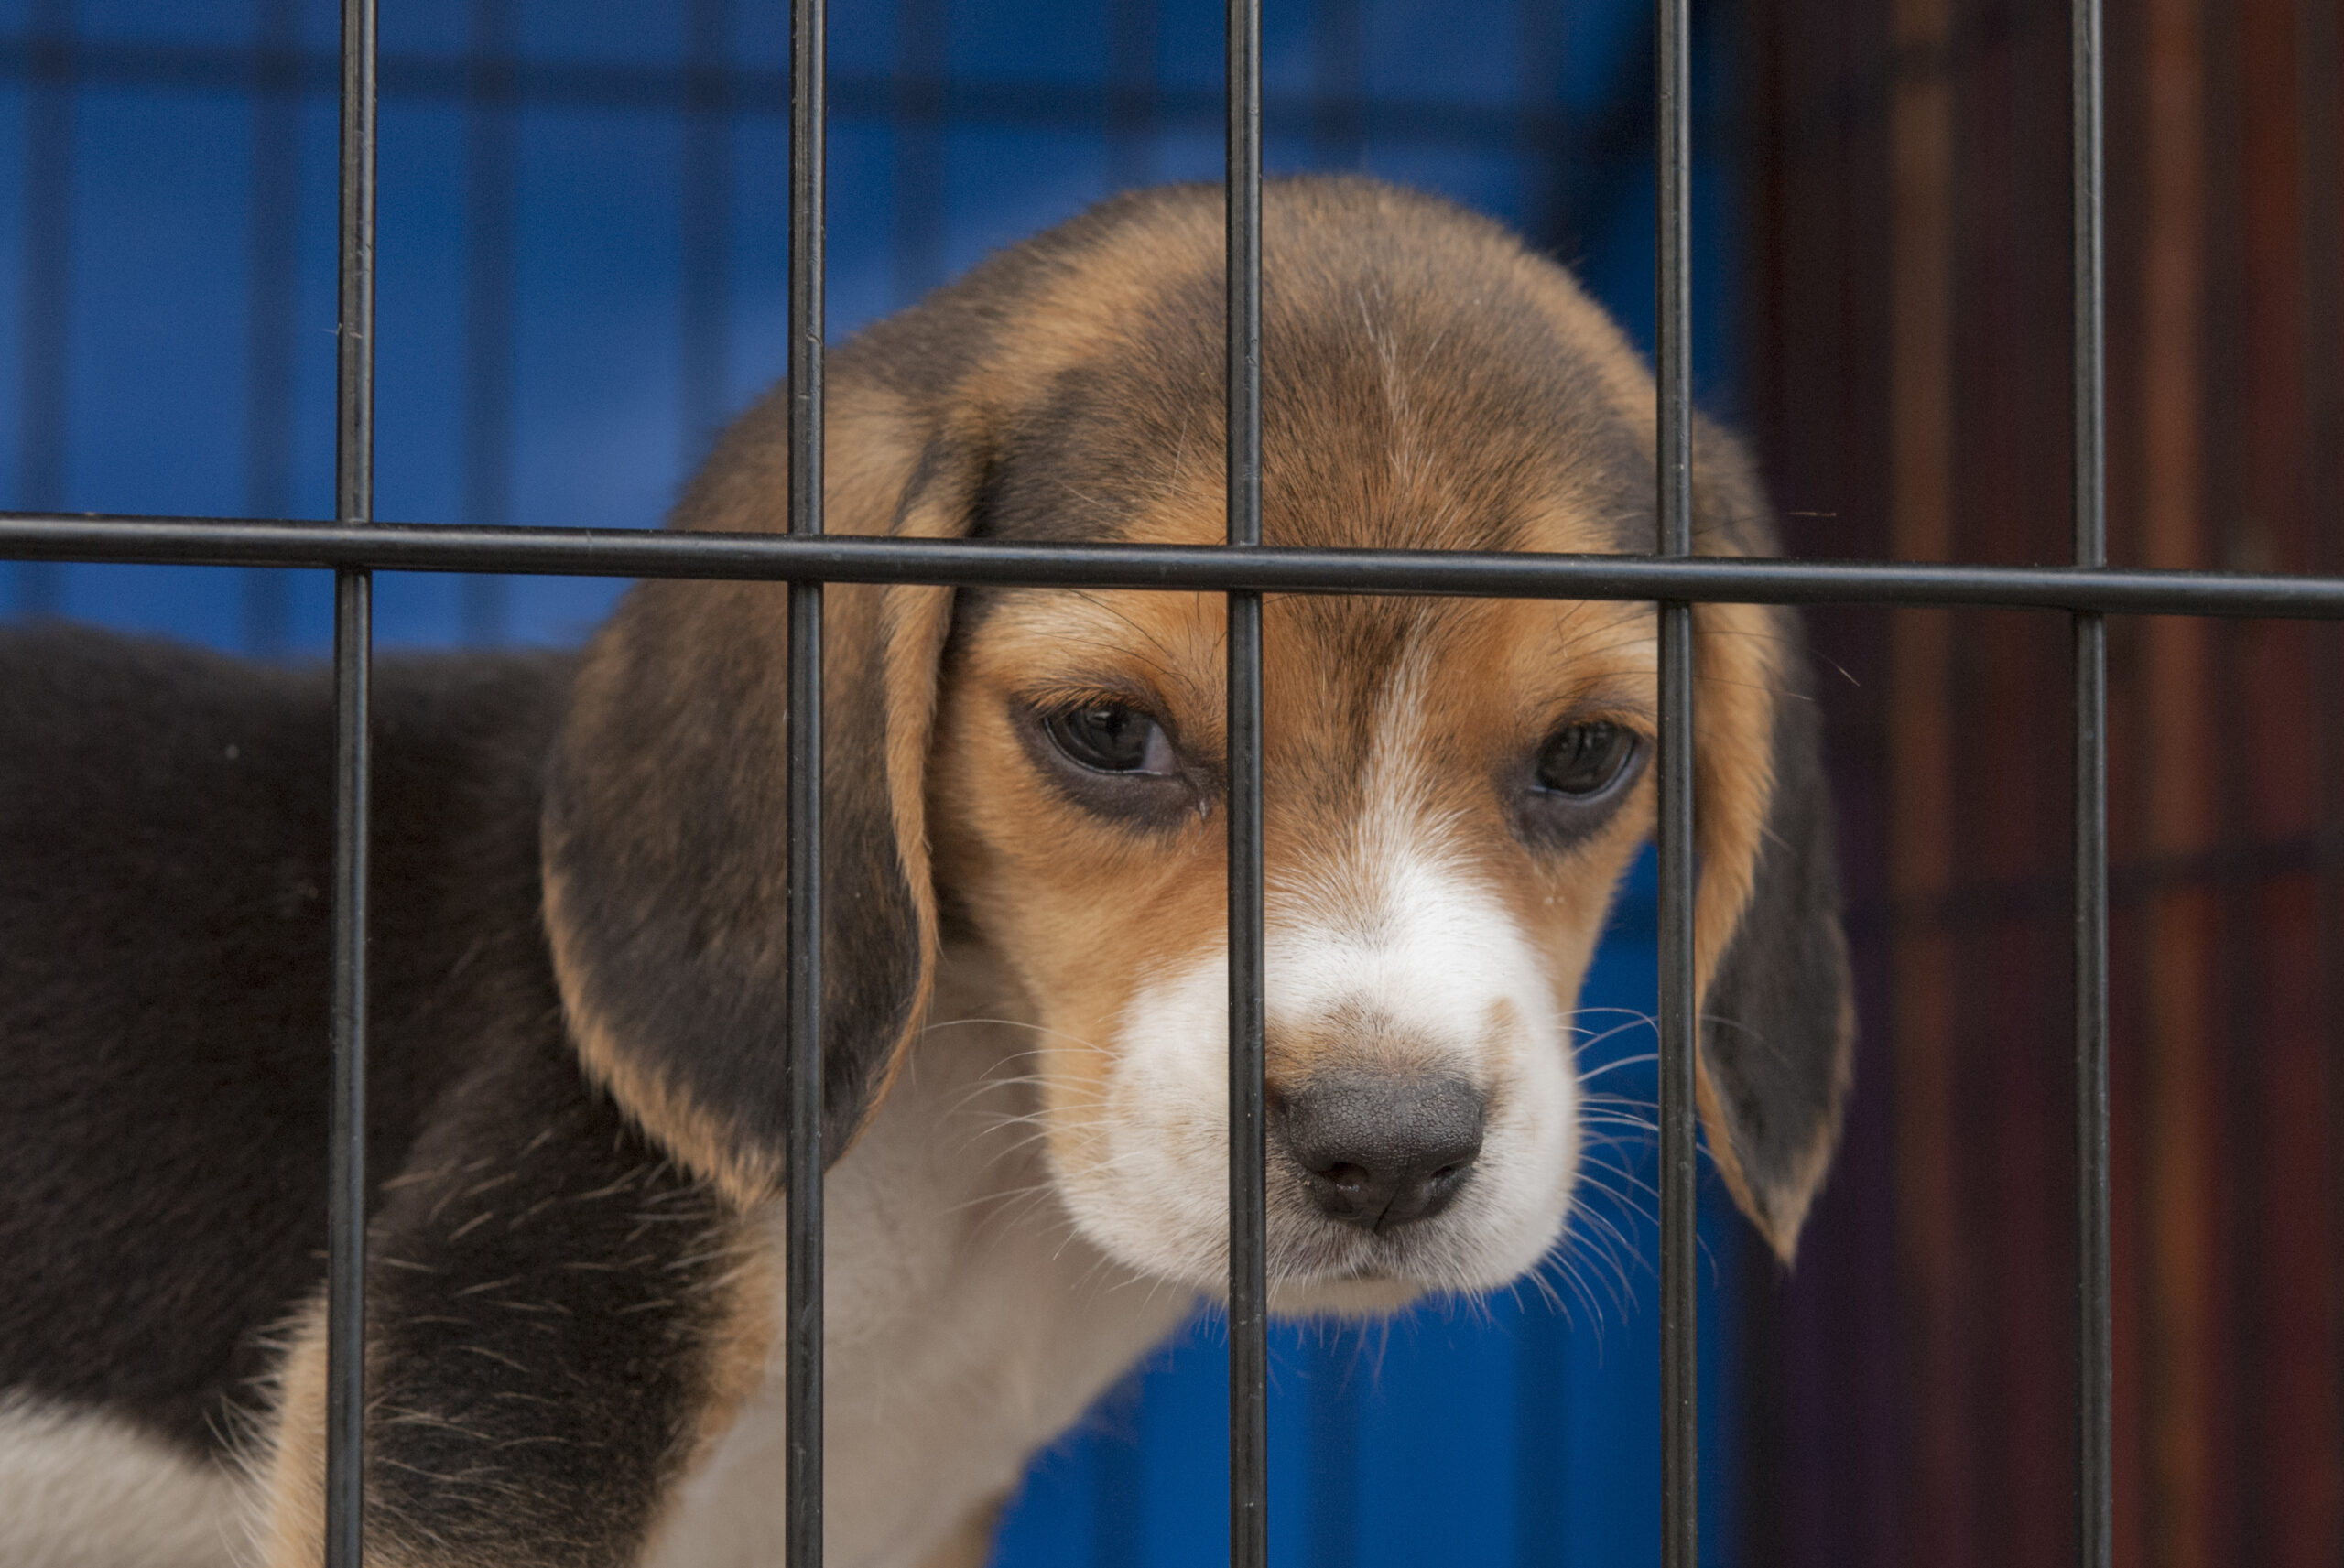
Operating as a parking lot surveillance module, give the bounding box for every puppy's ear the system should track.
[1685,419,1856,1262]
[540,386,978,1207]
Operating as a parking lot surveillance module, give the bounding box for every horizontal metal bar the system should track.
[7,514,2344,618]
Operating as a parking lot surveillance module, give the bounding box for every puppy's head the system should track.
[542,179,1853,1303]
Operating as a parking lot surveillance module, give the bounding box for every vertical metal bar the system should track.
[1224,0,1265,1555]
[785,0,826,1552]
[326,0,376,1555]
[1654,0,1697,1559]
[2072,0,2111,1557]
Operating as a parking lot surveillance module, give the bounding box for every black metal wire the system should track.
[326,579,371,1568]
[785,0,825,1553]
[1224,0,1266,1555]
[11,515,2344,618]
[6,32,2343,1568]
[1655,623,1697,1563]
[326,0,374,1558]
[1653,0,1696,1558]
[5,2,2331,1563]
[0,515,2285,605]
[2071,0,2111,1558]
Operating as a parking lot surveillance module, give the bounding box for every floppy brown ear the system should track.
[1686,419,1857,1263]
[539,384,976,1207]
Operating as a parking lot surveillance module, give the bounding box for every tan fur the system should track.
[255,1246,780,1568]
[635,1248,787,1566]
[1506,258,1826,1247]
[926,488,1785,1276]
[0,180,1856,1568]
[251,1299,332,1568]
[911,1498,1008,1568]
[542,178,1839,1261]
[306,179,1846,1564]
[1682,599,1784,1228]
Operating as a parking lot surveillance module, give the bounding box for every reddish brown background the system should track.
[1738,0,2344,1563]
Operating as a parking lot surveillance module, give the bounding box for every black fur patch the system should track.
[363,1022,752,1568]
[538,573,924,1187]
[0,625,570,1456]
[1698,623,1856,1248]
[0,187,1856,1551]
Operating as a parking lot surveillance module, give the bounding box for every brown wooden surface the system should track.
[1742,0,2344,1562]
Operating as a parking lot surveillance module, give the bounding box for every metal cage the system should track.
[5,0,2342,1563]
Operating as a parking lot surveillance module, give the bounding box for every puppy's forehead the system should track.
[913,188,1655,557]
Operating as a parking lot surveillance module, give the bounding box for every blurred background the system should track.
[0,0,2338,1563]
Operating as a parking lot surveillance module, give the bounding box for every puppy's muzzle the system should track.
[1273,1073,1486,1233]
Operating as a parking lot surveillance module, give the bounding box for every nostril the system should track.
[1275,1072,1487,1233]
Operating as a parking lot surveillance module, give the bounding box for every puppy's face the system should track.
[911,210,1772,1306]
[549,180,1846,1293]
[933,572,1660,1308]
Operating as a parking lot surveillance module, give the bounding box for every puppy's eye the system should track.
[1041,703,1178,776]
[1535,721,1639,797]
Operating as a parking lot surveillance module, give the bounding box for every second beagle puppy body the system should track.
[0,177,1853,1568]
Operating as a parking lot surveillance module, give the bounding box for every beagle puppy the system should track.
[0,177,1852,1568]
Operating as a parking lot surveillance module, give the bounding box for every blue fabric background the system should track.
[0,0,1750,1559]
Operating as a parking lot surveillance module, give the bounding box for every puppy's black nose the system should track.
[1274,1074,1485,1233]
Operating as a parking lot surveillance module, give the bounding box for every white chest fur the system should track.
[644,957,1194,1568]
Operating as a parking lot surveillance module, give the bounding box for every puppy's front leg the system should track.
[253,1030,773,1568]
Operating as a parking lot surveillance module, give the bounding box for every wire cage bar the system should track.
[9,517,2344,617]
[2069,0,2113,1557]
[5,0,2341,1559]
[325,0,375,1560]
[1652,0,1697,1557]
[1222,0,1269,1555]
[785,0,826,1552]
